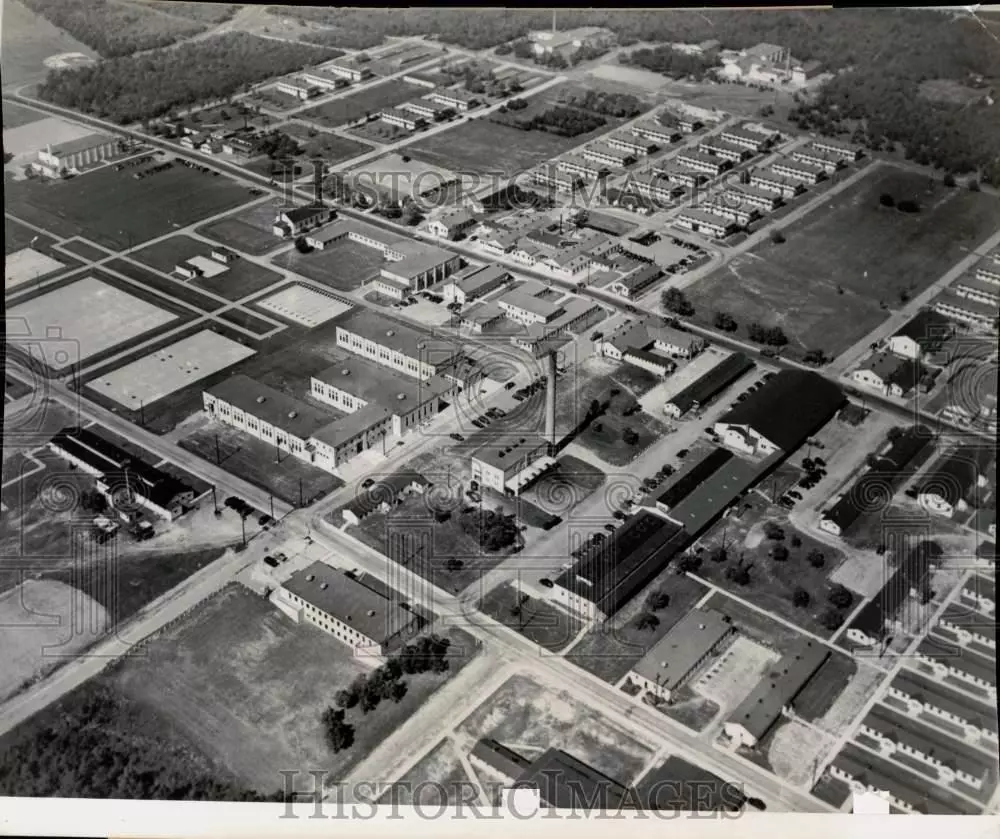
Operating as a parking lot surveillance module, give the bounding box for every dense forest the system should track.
[36,34,341,124]
[272,8,999,178]
[620,46,716,81]
[21,0,208,58]
[0,683,283,800]
[140,1,241,24]
[492,105,607,138]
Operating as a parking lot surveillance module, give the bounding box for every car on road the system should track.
[737,393,747,401]
[450,432,465,441]
[505,381,516,390]
[603,523,616,532]
[361,478,375,489]
[787,490,802,500]
[471,419,484,428]
[763,372,775,380]
[677,449,689,459]
[539,578,554,589]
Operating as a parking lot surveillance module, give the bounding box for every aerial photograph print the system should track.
[1,0,998,829]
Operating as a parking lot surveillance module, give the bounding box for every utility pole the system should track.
[211,484,219,515]
[269,494,275,521]
[138,398,145,428]
[299,477,304,508]
[214,433,221,465]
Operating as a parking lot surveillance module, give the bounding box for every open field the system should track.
[688,167,1000,361]
[177,416,343,507]
[2,115,102,160]
[692,495,853,638]
[478,582,583,652]
[457,672,656,785]
[0,579,108,702]
[554,356,668,467]
[104,258,222,312]
[111,585,476,792]
[282,123,374,165]
[131,234,283,301]
[2,101,46,130]
[7,275,177,370]
[407,119,596,177]
[567,571,709,684]
[703,591,812,654]
[196,201,286,256]
[273,239,384,292]
[217,308,276,335]
[4,217,57,255]
[0,0,97,88]
[86,330,256,409]
[298,80,417,128]
[5,165,256,251]
[377,740,472,806]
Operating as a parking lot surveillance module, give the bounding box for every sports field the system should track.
[688,166,1000,361]
[5,164,256,251]
[131,234,283,301]
[87,330,256,408]
[254,284,353,327]
[298,79,417,128]
[4,248,65,290]
[196,200,285,256]
[273,239,384,292]
[6,276,177,369]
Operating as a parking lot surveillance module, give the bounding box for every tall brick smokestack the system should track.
[545,351,557,447]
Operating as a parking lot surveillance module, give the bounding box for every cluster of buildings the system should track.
[35,133,120,178]
[526,26,613,59]
[714,42,824,88]
[664,351,754,418]
[48,426,197,532]
[203,310,466,475]
[853,310,953,398]
[595,317,706,378]
[932,248,1000,332]
[914,444,993,519]
[302,217,464,300]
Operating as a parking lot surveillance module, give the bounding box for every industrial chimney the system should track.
[544,350,557,448]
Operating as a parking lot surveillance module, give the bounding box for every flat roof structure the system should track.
[663,453,773,535]
[467,431,550,471]
[667,352,754,415]
[630,608,732,692]
[204,375,333,441]
[920,633,996,687]
[717,370,845,453]
[514,748,629,810]
[43,131,115,158]
[891,669,998,733]
[314,357,453,408]
[282,561,414,644]
[497,288,565,319]
[726,639,829,743]
[657,447,734,510]
[336,308,459,361]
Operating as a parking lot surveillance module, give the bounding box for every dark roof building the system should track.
[514,748,629,810]
[917,445,993,508]
[723,639,829,747]
[470,739,532,781]
[889,309,954,356]
[663,453,774,535]
[665,352,754,417]
[715,370,845,454]
[636,757,745,812]
[656,448,733,510]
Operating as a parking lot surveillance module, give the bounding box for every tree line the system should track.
[620,46,716,81]
[491,105,607,138]
[36,34,341,125]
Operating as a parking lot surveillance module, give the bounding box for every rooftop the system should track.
[726,639,829,741]
[918,444,993,505]
[205,375,334,440]
[46,132,116,158]
[667,352,755,414]
[468,432,550,471]
[892,309,954,350]
[313,357,453,411]
[676,207,735,227]
[282,561,414,645]
[514,749,628,810]
[630,608,733,690]
[498,288,566,319]
[858,351,927,392]
[664,453,772,535]
[892,669,998,734]
[657,447,733,509]
[717,370,845,452]
[336,309,459,361]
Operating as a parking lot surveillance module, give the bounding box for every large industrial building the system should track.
[36,133,119,178]
[628,608,734,701]
[468,432,555,496]
[335,309,461,381]
[713,370,845,457]
[664,352,754,418]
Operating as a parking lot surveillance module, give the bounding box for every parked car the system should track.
[604,523,616,532]
[471,419,484,428]
[763,372,775,380]
[677,449,689,459]
[539,578,554,589]
[788,490,802,500]
[361,478,375,489]
[505,381,516,390]
[450,432,465,441]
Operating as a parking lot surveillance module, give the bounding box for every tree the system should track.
[359,682,381,714]
[820,608,844,631]
[769,229,785,245]
[968,179,981,192]
[676,554,702,574]
[445,558,464,573]
[389,680,408,703]
[622,428,640,446]
[321,708,355,753]
[828,584,853,609]
[634,612,660,631]
[662,288,694,316]
[943,172,956,187]
[771,544,789,562]
[791,535,802,548]
[886,426,904,442]
[294,236,312,253]
[803,349,827,365]
[764,522,785,541]
[792,588,810,608]
[645,590,670,611]
[807,549,826,568]
[879,192,895,208]
[710,546,728,563]
[896,199,920,214]
[80,489,108,514]
[714,311,738,332]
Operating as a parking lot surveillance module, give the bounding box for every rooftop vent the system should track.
[288,411,298,419]
[387,330,395,337]
[698,623,706,630]
[256,396,266,404]
[306,574,315,582]
[398,393,407,401]
[367,609,376,617]
[342,369,350,376]
[320,582,328,589]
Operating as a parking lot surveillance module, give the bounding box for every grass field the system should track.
[478,583,583,652]
[298,80,417,128]
[2,101,46,130]
[110,585,475,792]
[273,239,384,292]
[196,201,285,256]
[457,672,656,785]
[688,166,1000,361]
[177,419,343,507]
[0,0,97,88]
[282,122,373,165]
[105,258,222,312]
[130,235,283,302]
[691,499,852,638]
[567,571,709,684]
[4,217,56,255]
[5,165,256,251]
[378,740,471,806]
[703,591,812,654]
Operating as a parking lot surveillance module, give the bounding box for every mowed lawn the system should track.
[4,165,257,251]
[2,101,46,129]
[111,585,477,793]
[196,201,285,256]
[688,167,1000,361]
[130,234,283,301]
[298,79,416,127]
[273,239,384,292]
[282,122,373,165]
[407,119,592,177]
